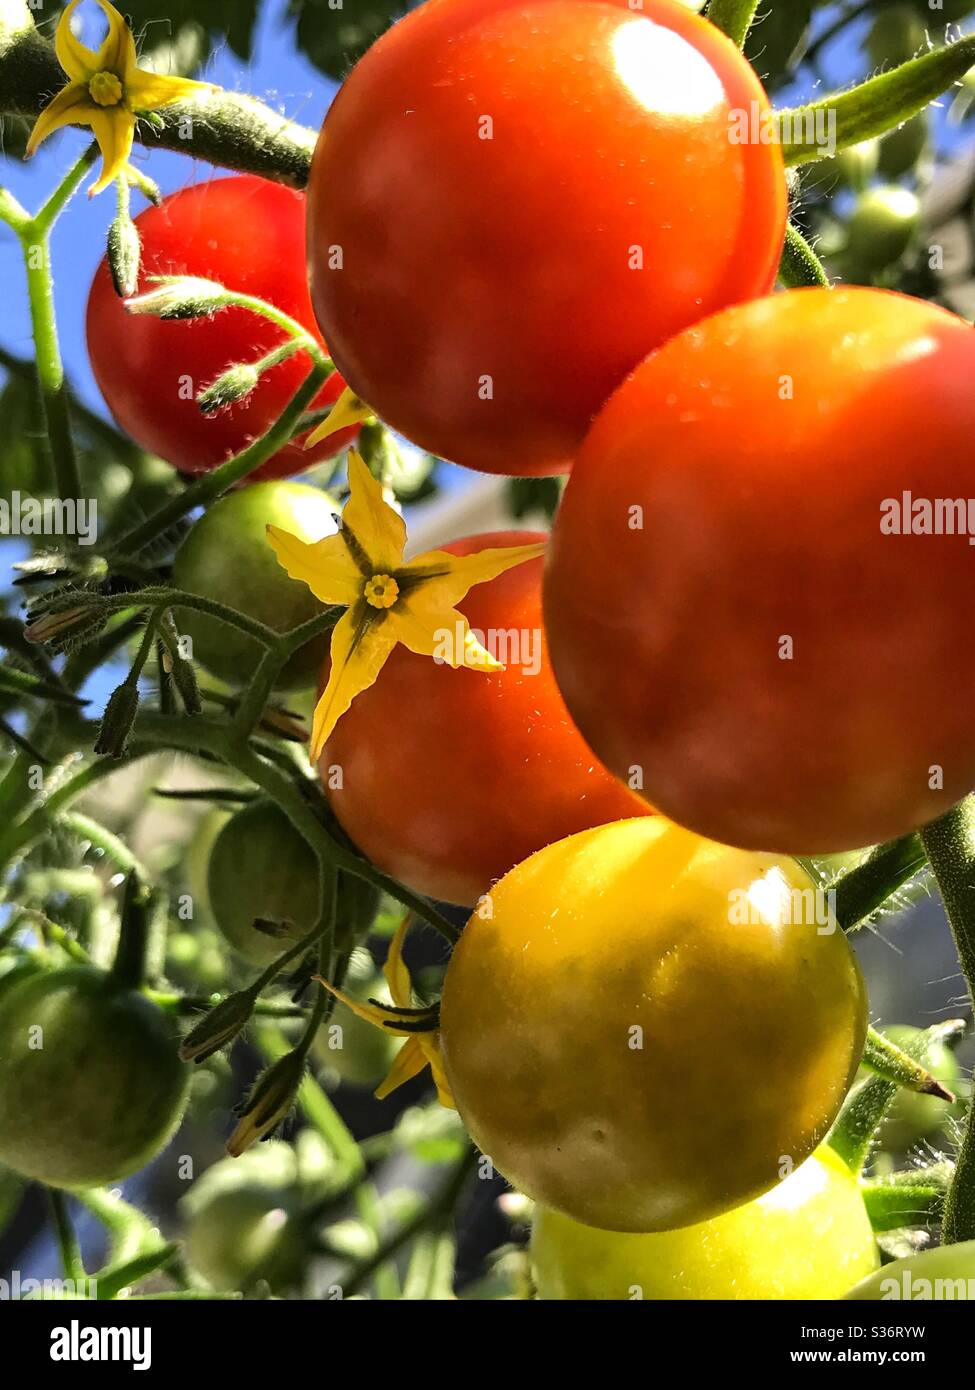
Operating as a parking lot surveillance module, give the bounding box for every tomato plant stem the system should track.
[4,147,96,501]
[919,796,975,1243]
[110,870,156,990]
[777,35,975,165]
[833,833,928,931]
[47,1190,85,1283]
[108,360,333,557]
[341,1146,477,1299]
[705,0,761,48]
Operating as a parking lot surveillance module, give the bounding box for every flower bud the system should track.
[226,1049,306,1156]
[94,680,139,759]
[180,990,254,1064]
[170,651,201,715]
[25,596,107,649]
[125,275,230,321]
[197,363,260,415]
[107,207,142,299]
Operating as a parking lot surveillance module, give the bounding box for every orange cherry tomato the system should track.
[322,532,647,905]
[545,286,975,854]
[307,0,787,475]
[87,175,357,479]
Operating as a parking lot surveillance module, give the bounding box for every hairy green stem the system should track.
[833,834,928,931]
[108,361,331,556]
[705,0,761,48]
[0,7,317,187]
[6,148,95,498]
[919,799,975,1243]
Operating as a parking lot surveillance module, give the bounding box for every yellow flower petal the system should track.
[375,1037,431,1100]
[93,0,137,75]
[55,0,98,79]
[403,541,545,611]
[266,524,362,607]
[304,386,374,449]
[342,449,406,573]
[383,918,413,1010]
[316,979,394,1031]
[86,107,135,194]
[386,596,503,671]
[421,1036,456,1110]
[126,69,216,111]
[311,605,397,757]
[24,82,92,158]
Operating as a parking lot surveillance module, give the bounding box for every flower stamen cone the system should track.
[267,449,544,754]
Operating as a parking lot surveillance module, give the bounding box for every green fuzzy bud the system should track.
[197,363,260,415]
[180,991,255,1064]
[94,680,140,759]
[107,208,142,299]
[227,1050,306,1156]
[170,651,201,715]
[125,275,231,321]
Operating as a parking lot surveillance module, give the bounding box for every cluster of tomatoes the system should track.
[4,0,974,1299]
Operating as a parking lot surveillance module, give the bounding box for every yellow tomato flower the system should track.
[26,0,215,195]
[267,449,545,755]
[317,919,454,1107]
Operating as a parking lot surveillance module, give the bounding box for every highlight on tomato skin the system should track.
[544,285,975,858]
[531,1147,880,1301]
[306,0,788,477]
[439,817,868,1233]
[86,174,359,480]
[320,531,649,907]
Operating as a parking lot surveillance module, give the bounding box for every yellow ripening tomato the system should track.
[440,818,867,1232]
[532,1147,879,1299]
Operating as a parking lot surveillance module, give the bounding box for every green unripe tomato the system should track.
[847,1240,975,1300]
[185,1186,306,1294]
[171,481,337,691]
[816,140,879,193]
[845,186,921,273]
[877,114,929,180]
[867,7,926,66]
[877,1024,963,1151]
[0,966,189,1188]
[531,1148,879,1300]
[182,1141,322,1294]
[312,950,401,1087]
[207,800,319,965]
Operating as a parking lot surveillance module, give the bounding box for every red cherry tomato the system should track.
[322,531,648,905]
[307,0,787,476]
[87,175,357,479]
[545,287,975,854]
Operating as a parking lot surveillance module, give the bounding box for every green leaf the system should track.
[777,35,975,165]
[290,0,409,81]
